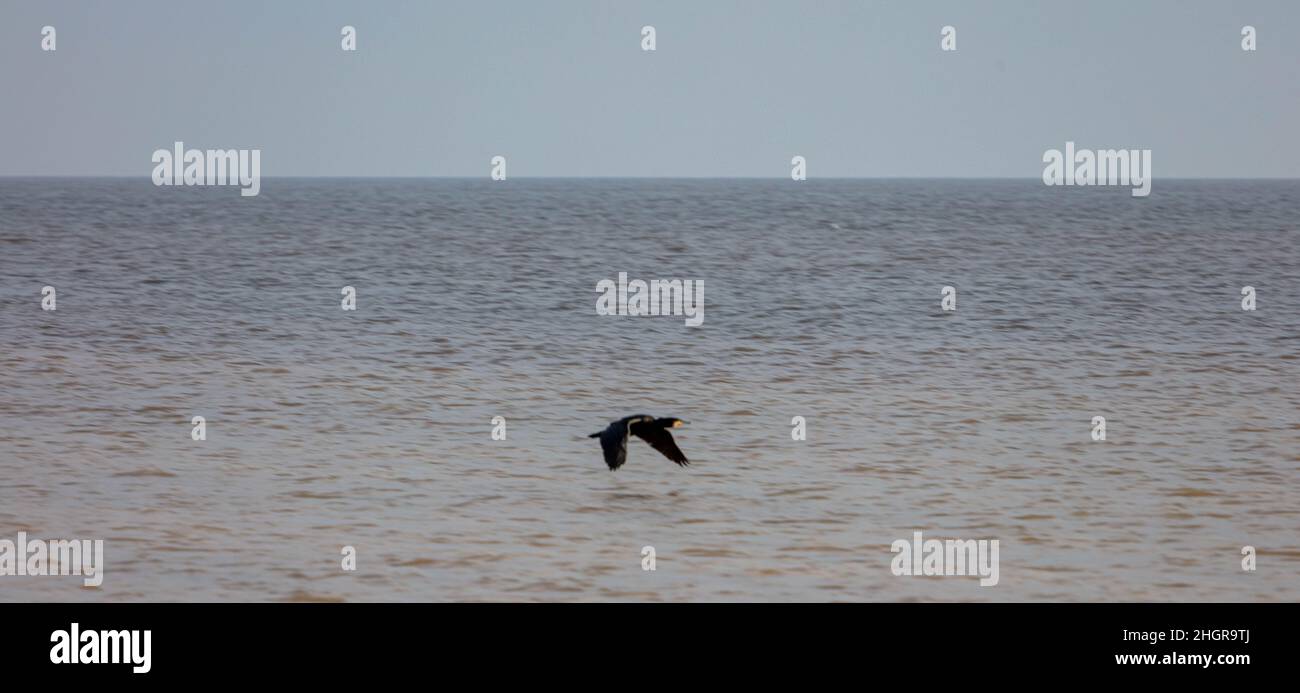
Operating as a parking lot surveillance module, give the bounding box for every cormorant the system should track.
[589,415,690,470]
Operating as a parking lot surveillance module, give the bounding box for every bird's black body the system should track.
[589,415,690,470]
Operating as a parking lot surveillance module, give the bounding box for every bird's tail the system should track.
[588,432,601,438]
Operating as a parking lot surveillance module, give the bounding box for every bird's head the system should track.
[656,417,687,429]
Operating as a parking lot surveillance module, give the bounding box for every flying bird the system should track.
[589,415,690,470]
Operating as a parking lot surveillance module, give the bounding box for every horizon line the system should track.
[3,175,1299,181]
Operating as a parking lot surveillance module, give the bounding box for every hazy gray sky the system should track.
[2,0,1297,177]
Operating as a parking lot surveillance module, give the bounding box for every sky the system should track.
[2,0,1297,177]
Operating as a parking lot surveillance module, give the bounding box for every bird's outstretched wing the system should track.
[597,422,631,470]
[633,426,689,467]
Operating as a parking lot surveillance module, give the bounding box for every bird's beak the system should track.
[674,420,687,427]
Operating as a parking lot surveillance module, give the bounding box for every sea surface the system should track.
[1,178,1297,601]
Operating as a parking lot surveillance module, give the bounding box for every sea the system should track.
[1,178,1296,601]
